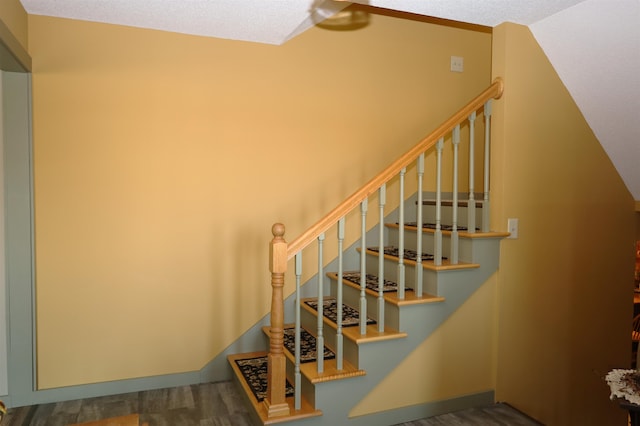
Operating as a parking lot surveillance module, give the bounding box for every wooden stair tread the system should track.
[297,356,366,384]
[228,352,322,425]
[386,222,510,239]
[341,322,408,344]
[261,326,366,384]
[361,247,480,271]
[325,272,445,306]
[300,298,407,344]
[378,289,445,306]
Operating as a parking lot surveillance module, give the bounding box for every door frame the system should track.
[0,17,34,407]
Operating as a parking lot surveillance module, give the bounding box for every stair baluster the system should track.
[316,233,325,373]
[397,168,406,299]
[468,111,477,234]
[359,200,368,335]
[434,138,444,266]
[377,184,386,333]
[415,154,424,296]
[294,253,302,410]
[451,124,460,264]
[336,218,345,370]
[482,100,493,232]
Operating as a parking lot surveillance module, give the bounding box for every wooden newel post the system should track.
[264,223,291,418]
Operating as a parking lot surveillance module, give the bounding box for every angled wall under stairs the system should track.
[228,192,508,425]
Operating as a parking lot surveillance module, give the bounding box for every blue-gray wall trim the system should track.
[3,71,35,408]
[347,390,495,426]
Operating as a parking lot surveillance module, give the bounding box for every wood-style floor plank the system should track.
[392,403,543,425]
[1,382,541,426]
[2,382,253,426]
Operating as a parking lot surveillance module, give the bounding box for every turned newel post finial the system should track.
[265,222,290,418]
[272,223,285,239]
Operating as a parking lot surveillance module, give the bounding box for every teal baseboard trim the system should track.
[348,390,495,426]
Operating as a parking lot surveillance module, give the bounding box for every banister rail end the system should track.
[493,77,504,100]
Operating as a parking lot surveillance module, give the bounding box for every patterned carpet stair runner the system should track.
[283,327,335,363]
[368,245,446,261]
[233,355,295,402]
[304,298,376,327]
[340,271,413,293]
[400,221,479,232]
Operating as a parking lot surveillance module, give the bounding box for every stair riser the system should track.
[420,203,483,229]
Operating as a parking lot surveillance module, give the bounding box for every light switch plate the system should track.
[507,218,519,239]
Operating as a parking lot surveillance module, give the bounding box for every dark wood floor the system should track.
[393,403,542,425]
[1,381,542,426]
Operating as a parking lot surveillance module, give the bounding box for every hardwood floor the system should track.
[2,382,253,426]
[391,403,543,425]
[1,381,541,426]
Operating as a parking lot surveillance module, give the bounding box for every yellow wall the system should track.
[491,23,634,425]
[0,0,27,50]
[28,12,492,388]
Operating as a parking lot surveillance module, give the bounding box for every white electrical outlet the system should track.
[450,56,464,72]
[507,218,519,239]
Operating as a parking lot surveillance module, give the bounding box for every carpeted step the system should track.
[367,245,444,261]
[386,222,510,239]
[419,199,484,208]
[327,271,445,306]
[340,271,413,293]
[303,298,375,328]
[401,221,477,231]
[282,326,335,363]
[300,297,408,345]
[275,326,366,384]
[362,245,480,271]
[227,351,322,424]
[230,353,295,402]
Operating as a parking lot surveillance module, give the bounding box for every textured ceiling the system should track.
[19,0,592,44]
[19,0,640,200]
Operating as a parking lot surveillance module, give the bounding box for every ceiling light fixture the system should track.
[311,1,370,31]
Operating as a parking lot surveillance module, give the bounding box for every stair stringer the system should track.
[283,237,503,426]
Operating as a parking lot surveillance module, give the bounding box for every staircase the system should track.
[228,79,506,426]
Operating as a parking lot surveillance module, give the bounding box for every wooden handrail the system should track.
[286,78,503,258]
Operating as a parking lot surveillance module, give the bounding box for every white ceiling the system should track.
[19,0,640,200]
